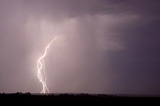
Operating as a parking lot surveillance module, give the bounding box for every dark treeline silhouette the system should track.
[0,92,160,104]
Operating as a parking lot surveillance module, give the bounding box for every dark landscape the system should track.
[0,93,160,104]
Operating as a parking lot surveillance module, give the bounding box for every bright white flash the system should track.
[37,36,57,93]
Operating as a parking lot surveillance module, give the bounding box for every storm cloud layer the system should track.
[0,0,160,94]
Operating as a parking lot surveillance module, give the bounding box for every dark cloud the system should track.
[0,0,160,94]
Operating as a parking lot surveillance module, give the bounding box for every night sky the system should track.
[0,0,160,95]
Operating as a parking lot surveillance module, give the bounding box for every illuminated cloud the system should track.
[0,0,160,94]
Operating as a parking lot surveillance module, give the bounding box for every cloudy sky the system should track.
[0,0,160,95]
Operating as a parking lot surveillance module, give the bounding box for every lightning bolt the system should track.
[37,36,57,93]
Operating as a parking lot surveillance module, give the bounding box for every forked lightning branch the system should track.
[37,36,57,93]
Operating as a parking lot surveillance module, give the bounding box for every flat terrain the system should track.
[0,93,160,104]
